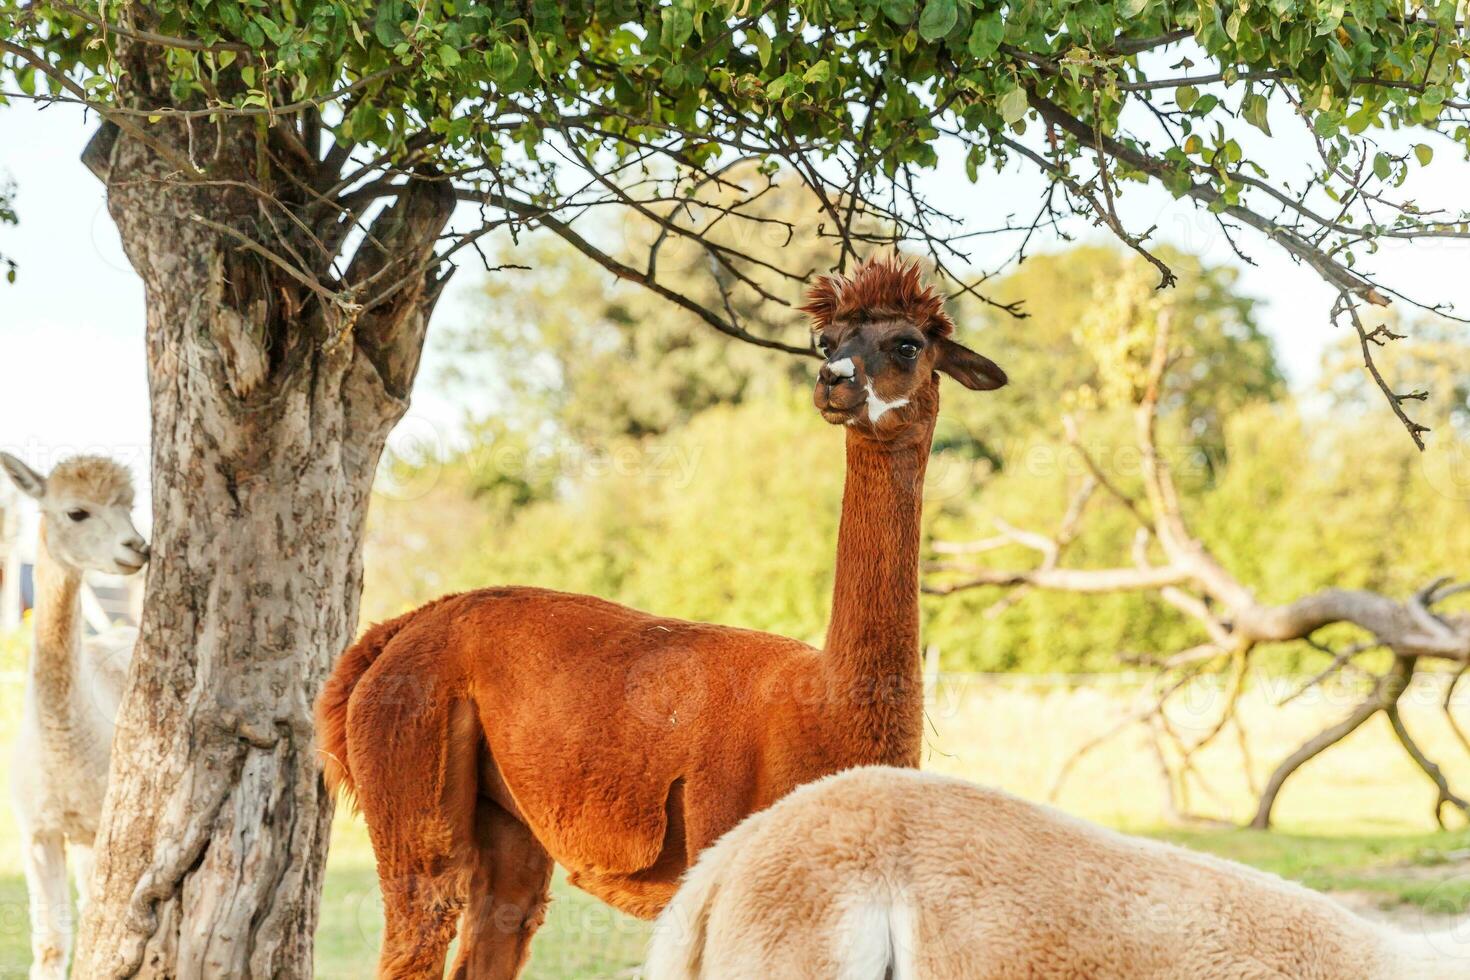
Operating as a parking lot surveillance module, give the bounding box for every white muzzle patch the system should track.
[864,381,909,424]
[826,357,856,380]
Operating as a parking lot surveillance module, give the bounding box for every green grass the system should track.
[305,819,1470,979]
[1155,827,1470,913]
[1,835,1462,979]
[315,864,650,979]
[1,638,1467,977]
[314,818,653,980]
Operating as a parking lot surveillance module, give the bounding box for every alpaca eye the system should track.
[814,336,831,358]
[895,340,920,359]
[67,509,90,522]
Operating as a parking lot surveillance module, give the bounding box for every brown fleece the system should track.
[316,258,1008,979]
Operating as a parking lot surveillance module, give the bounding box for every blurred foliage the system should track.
[444,229,1283,464]
[440,171,859,447]
[0,177,14,284]
[443,244,805,448]
[365,388,1470,672]
[364,244,1469,673]
[365,388,843,640]
[951,247,1284,463]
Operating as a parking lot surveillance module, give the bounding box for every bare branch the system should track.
[1386,701,1470,828]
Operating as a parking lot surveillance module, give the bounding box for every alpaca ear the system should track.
[0,453,46,499]
[935,337,1007,391]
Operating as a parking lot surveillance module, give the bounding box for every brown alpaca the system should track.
[316,257,1008,979]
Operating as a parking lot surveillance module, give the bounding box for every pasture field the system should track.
[1,633,1466,977]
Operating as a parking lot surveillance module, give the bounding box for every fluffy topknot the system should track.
[48,456,135,508]
[799,255,954,337]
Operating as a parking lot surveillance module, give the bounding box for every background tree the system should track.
[441,172,835,449]
[2,1,1469,974]
[924,264,1470,829]
[450,224,1284,463]
[939,246,1284,463]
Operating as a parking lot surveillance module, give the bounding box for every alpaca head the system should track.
[801,256,1006,442]
[0,453,149,576]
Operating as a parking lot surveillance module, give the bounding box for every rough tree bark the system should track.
[71,57,454,978]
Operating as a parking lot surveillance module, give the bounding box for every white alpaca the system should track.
[1,453,148,980]
[647,766,1470,980]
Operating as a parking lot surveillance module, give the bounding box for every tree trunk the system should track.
[73,63,452,978]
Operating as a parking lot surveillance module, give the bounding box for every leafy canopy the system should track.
[1,1,1467,439]
[4,1,1462,174]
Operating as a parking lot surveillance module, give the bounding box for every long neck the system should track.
[823,408,935,766]
[31,518,83,723]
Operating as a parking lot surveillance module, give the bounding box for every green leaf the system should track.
[965,144,982,182]
[373,2,405,46]
[967,11,1004,60]
[803,61,831,84]
[1415,143,1434,166]
[1373,152,1390,180]
[439,44,462,67]
[1315,0,1345,34]
[918,0,958,40]
[999,86,1028,125]
[1175,85,1199,111]
[1241,93,1271,136]
[1121,0,1149,16]
[488,41,518,82]
[752,30,772,68]
[1312,113,1339,139]
[661,7,694,49]
[524,36,546,77]
[880,0,917,26]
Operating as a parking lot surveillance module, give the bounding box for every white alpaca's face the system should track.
[1,453,150,576]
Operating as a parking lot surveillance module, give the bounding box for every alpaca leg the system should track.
[376,870,466,980]
[20,829,71,980]
[350,693,481,979]
[449,803,554,980]
[71,843,95,915]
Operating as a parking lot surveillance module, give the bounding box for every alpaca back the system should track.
[646,767,1457,980]
[645,790,919,980]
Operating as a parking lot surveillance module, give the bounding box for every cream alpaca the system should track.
[647,767,1470,980]
[1,453,149,980]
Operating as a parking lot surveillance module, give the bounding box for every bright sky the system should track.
[2,89,1468,525]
